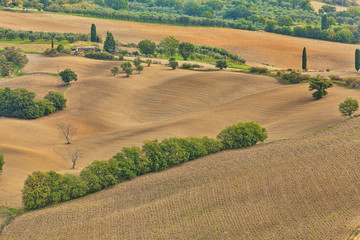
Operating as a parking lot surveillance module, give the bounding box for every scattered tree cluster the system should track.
[0,47,28,77]
[0,87,66,119]
[22,121,267,210]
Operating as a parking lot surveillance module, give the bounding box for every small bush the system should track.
[217,121,268,149]
[44,91,67,111]
[169,60,178,70]
[328,74,341,81]
[215,59,228,69]
[84,52,115,60]
[281,71,309,84]
[339,98,359,117]
[249,67,269,74]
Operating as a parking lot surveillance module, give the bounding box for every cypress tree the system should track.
[91,24,97,42]
[103,32,115,53]
[355,49,360,72]
[302,47,307,71]
[321,15,328,30]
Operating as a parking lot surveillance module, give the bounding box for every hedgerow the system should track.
[22,121,267,210]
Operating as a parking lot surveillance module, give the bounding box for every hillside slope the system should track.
[2,117,360,239]
[0,54,358,207]
[0,11,359,71]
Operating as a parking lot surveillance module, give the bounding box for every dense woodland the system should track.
[2,0,360,43]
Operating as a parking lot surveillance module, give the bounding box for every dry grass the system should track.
[0,54,360,207]
[1,11,360,71]
[2,117,360,239]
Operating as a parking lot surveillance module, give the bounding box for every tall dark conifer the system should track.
[91,24,97,42]
[355,49,360,71]
[321,15,328,30]
[302,47,307,71]
[103,32,115,53]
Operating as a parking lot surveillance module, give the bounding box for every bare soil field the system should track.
[1,11,360,71]
[0,54,359,208]
[3,116,360,239]
[311,1,348,12]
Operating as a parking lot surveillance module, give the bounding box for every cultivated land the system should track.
[3,116,360,239]
[0,54,359,207]
[1,10,360,71]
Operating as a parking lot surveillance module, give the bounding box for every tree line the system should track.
[22,121,268,210]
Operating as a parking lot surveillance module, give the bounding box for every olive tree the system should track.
[309,75,333,99]
[59,69,78,86]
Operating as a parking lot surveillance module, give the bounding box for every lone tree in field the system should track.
[59,69,77,85]
[55,146,82,169]
[58,122,76,144]
[355,49,360,72]
[339,98,359,118]
[90,24,97,42]
[309,75,333,99]
[111,66,120,76]
[104,31,115,53]
[138,40,156,57]
[169,60,178,70]
[302,47,307,71]
[216,59,228,69]
[0,154,4,175]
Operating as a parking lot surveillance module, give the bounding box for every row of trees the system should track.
[22,121,268,210]
[0,28,88,43]
[137,36,245,63]
[0,88,66,119]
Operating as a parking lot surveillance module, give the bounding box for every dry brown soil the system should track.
[1,11,360,71]
[3,116,360,239]
[0,54,359,207]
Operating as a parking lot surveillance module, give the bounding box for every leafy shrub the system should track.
[339,98,359,117]
[22,171,88,210]
[328,74,341,81]
[180,63,202,69]
[344,77,360,88]
[309,75,333,99]
[281,71,309,84]
[44,91,67,111]
[249,67,269,74]
[85,52,115,60]
[0,87,66,119]
[217,121,268,149]
[216,59,228,69]
[169,60,178,69]
[59,69,78,85]
[0,47,28,77]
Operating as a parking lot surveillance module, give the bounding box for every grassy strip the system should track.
[0,206,22,234]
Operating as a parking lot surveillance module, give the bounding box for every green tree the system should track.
[0,154,4,174]
[160,36,180,57]
[138,40,156,56]
[125,67,133,77]
[217,121,268,149]
[121,61,132,71]
[309,75,333,99]
[103,32,116,54]
[133,57,141,67]
[90,24,97,42]
[339,98,359,117]
[216,59,228,69]
[321,15,328,30]
[169,60,178,69]
[111,66,120,75]
[136,65,144,73]
[277,15,293,27]
[44,91,67,111]
[178,42,195,60]
[59,69,78,85]
[56,44,64,52]
[302,47,307,71]
[355,49,360,72]
[104,0,128,10]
